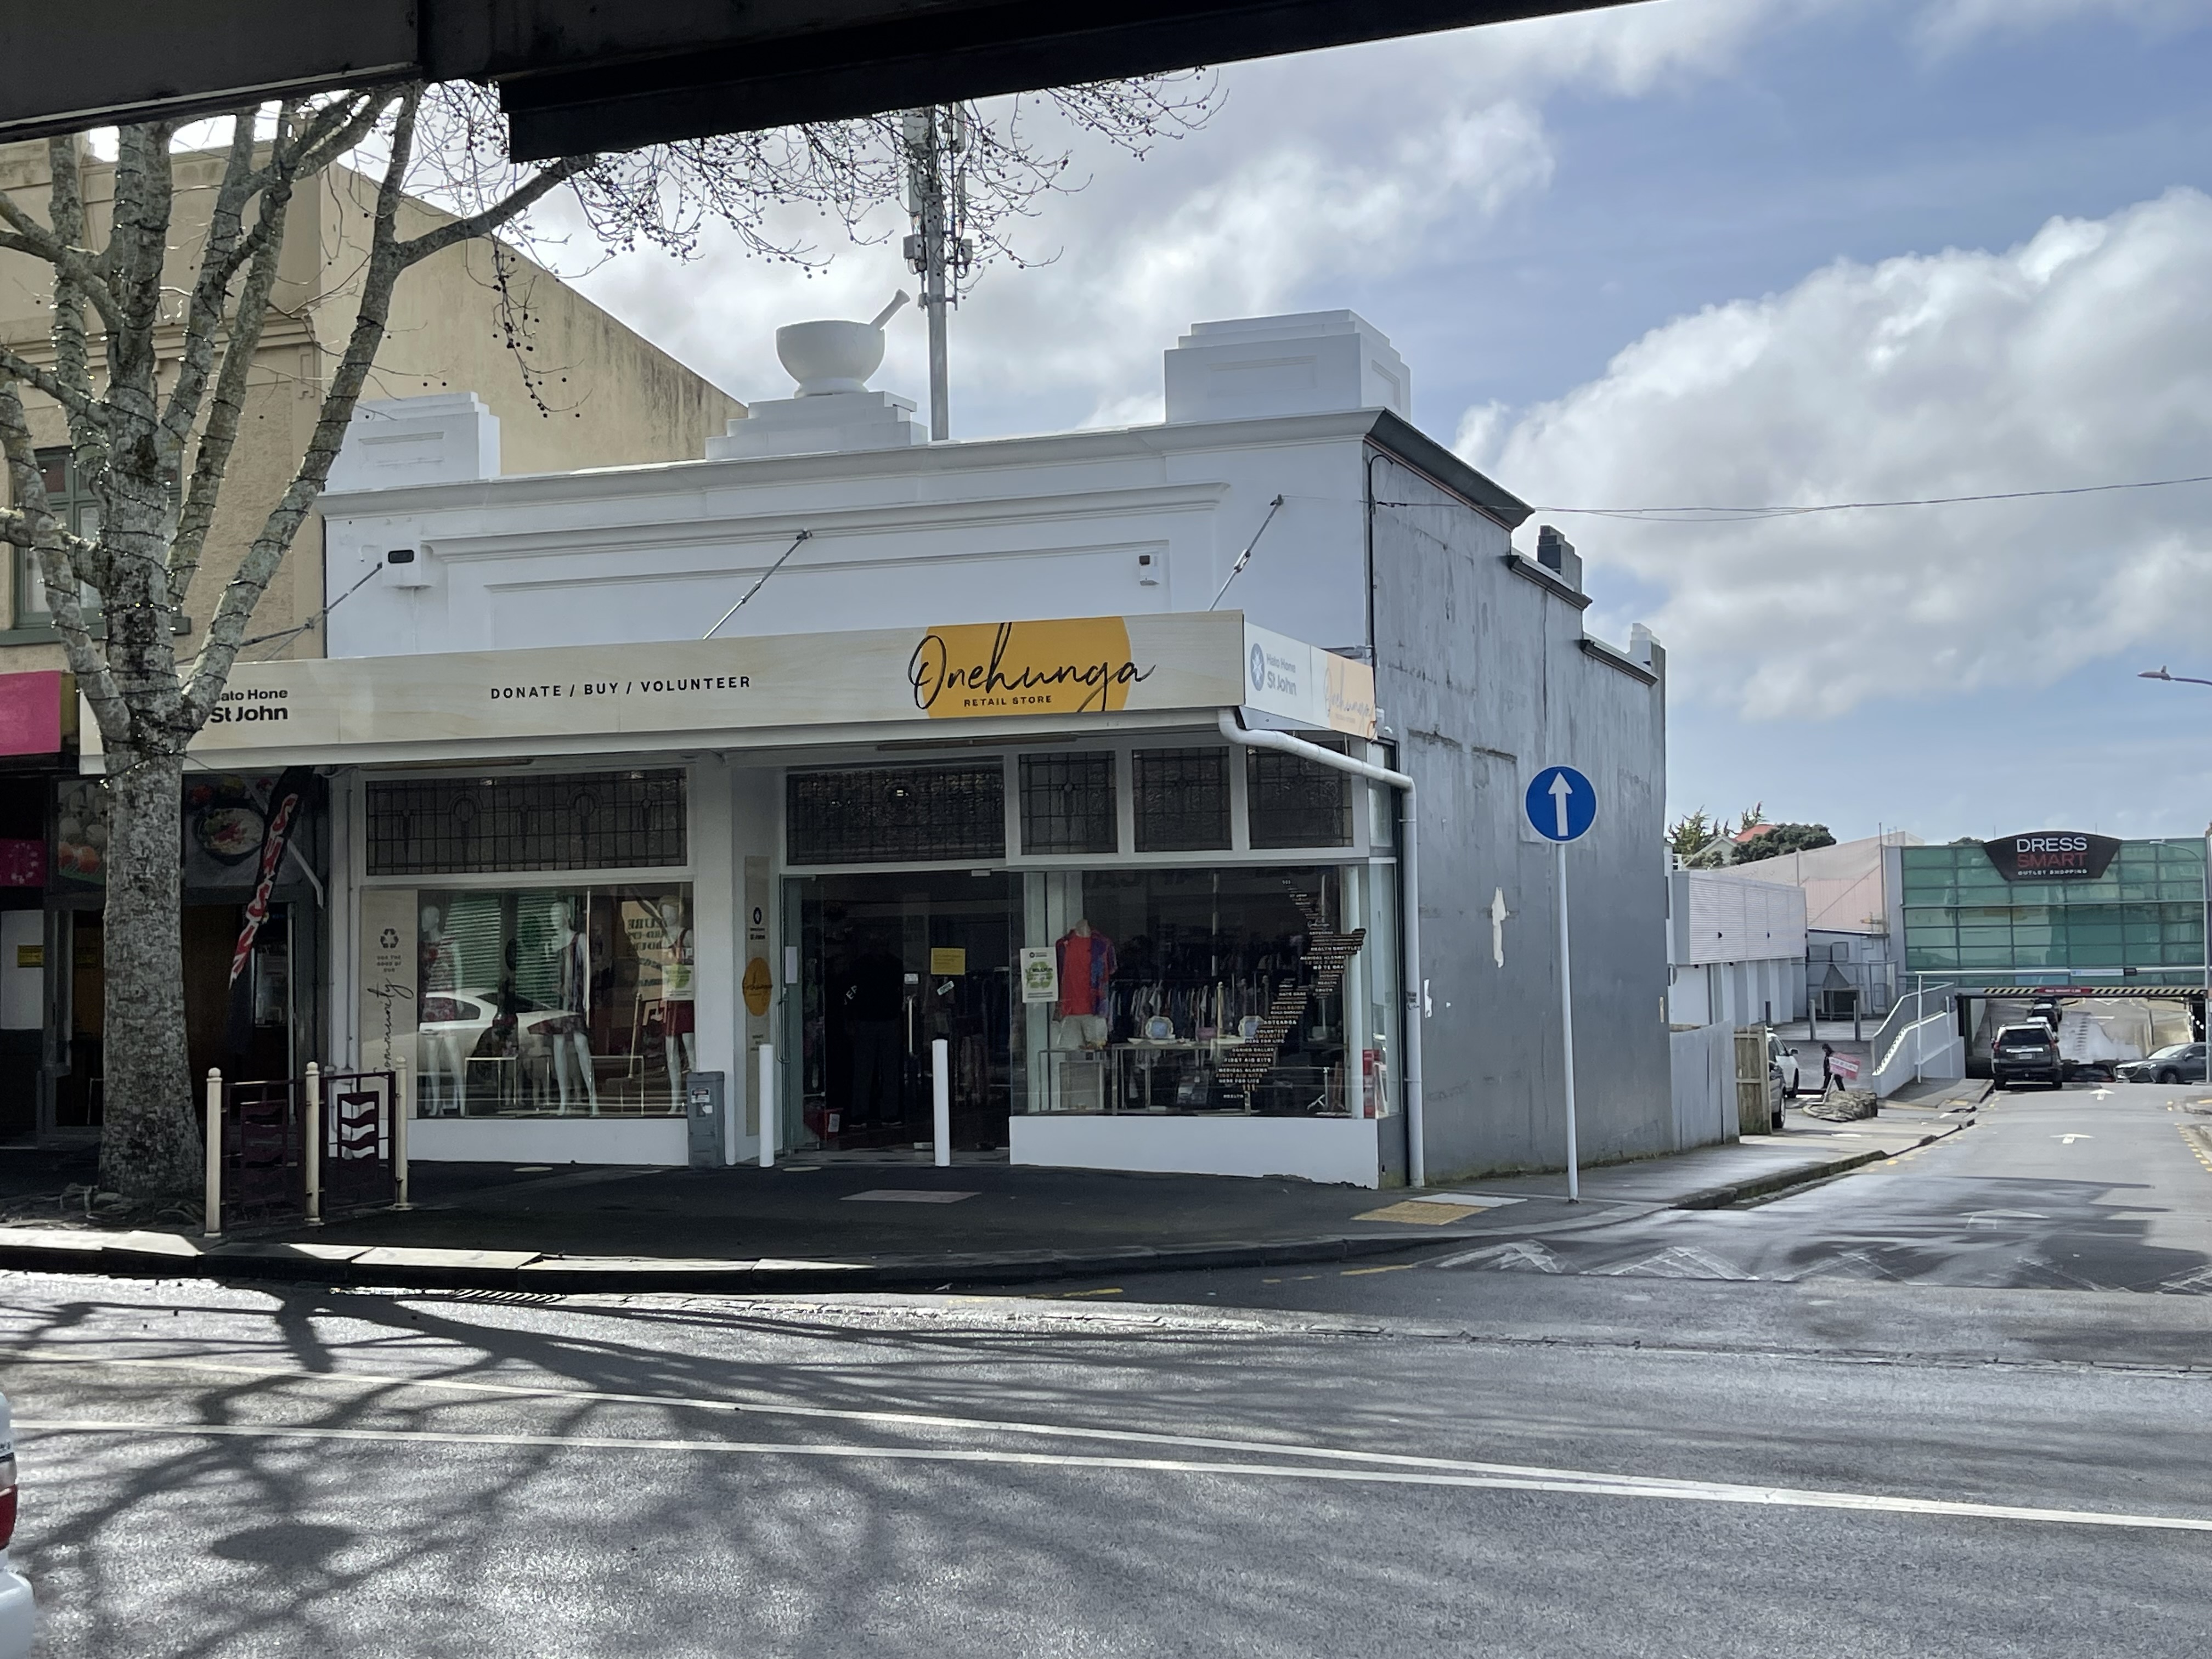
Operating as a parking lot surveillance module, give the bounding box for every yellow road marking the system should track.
[1355,1200,1487,1224]
[1061,1288,1123,1297]
[1342,1263,1416,1277]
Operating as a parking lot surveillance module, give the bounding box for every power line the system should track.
[1514,473,2212,523]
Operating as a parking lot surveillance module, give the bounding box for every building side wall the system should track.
[1369,451,1670,1181]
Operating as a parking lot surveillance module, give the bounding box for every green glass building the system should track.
[1892,837,2210,990]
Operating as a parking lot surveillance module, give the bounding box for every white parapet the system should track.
[1008,1113,1381,1188]
[407,1115,690,1166]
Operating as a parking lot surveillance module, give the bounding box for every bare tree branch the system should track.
[186,89,425,716]
[290,91,399,180]
[0,205,125,335]
[397,156,592,267]
[42,137,110,511]
[0,341,110,427]
[0,377,124,725]
[159,111,270,450]
[168,127,298,602]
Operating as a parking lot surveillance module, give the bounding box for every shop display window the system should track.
[366,770,685,876]
[1132,747,1231,853]
[1019,752,1117,855]
[1017,864,1397,1119]
[394,882,693,1118]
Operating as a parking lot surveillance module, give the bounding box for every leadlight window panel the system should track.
[1020,752,1117,855]
[1246,744,1352,849]
[1132,747,1231,853]
[787,764,1005,865]
[366,770,686,876]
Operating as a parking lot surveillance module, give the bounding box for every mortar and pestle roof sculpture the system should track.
[775,292,911,396]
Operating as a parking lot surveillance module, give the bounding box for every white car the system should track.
[1767,1031,1802,1100]
[0,1393,33,1659]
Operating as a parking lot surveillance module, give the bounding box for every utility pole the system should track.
[902,106,972,442]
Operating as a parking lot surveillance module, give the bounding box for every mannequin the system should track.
[416,903,462,1114]
[546,899,600,1114]
[1054,917,1117,1049]
[659,897,697,1102]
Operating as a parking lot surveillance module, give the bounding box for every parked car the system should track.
[1990,1023,2064,1090]
[2117,1042,2208,1085]
[1766,1031,1802,1100]
[0,1392,33,1659]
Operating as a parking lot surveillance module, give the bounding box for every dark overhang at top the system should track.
[1365,409,1534,531]
[0,1,1638,159]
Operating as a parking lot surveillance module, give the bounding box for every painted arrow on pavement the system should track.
[2054,1133,2092,1144]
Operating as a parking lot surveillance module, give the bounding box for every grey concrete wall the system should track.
[1368,450,1671,1181]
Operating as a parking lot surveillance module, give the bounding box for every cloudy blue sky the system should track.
[568,0,2212,846]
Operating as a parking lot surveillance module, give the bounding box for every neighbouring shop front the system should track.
[2,667,325,1142]
[132,610,1404,1184]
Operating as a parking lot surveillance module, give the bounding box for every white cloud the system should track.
[1462,189,2212,719]
[1911,0,2204,54]
[560,0,1794,432]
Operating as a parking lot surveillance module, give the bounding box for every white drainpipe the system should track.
[1216,709,1426,1187]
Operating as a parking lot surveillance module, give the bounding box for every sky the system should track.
[554,0,2212,847]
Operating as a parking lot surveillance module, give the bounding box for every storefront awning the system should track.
[86,612,1376,770]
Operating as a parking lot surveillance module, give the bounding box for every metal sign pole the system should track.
[1557,838,1579,1202]
[1526,764,1594,1203]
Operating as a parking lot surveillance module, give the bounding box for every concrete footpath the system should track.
[0,1102,1969,1294]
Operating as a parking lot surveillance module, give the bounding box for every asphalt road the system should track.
[0,1082,2206,1657]
[1070,1079,2212,1319]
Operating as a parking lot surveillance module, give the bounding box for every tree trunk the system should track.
[96,749,199,1199]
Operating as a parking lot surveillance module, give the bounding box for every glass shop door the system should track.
[791,870,1016,1152]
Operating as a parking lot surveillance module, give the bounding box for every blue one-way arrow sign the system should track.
[1526,765,1597,843]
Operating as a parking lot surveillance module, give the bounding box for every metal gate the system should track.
[211,1076,306,1229]
[204,1060,413,1237]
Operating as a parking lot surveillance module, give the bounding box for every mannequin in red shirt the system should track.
[1056,918,1116,1048]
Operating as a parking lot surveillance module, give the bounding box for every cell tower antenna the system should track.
[902,106,971,442]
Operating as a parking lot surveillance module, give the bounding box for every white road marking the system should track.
[18,1417,2212,1534]
[1967,1210,2051,1227]
[2055,1135,2093,1145]
[842,1190,978,1204]
[1782,1249,1899,1284]
[1427,1240,1560,1272]
[1594,1246,1753,1282]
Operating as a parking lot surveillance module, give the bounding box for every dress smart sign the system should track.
[1982,832,2122,882]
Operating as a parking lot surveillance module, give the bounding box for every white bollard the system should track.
[304,1061,323,1226]
[758,1042,776,1167]
[393,1056,412,1211]
[932,1037,951,1168]
[204,1068,223,1239]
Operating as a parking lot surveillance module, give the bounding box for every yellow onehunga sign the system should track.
[87,612,1375,758]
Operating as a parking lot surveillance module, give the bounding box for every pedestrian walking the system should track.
[1820,1043,1838,1095]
